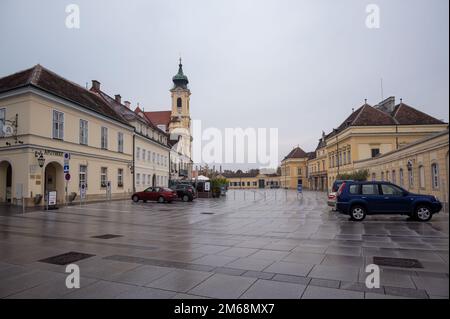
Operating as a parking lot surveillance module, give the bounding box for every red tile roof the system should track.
[143,111,171,129]
[283,146,309,160]
[0,65,130,126]
[392,103,445,125]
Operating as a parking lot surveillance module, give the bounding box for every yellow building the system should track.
[353,129,449,208]
[0,65,134,207]
[280,147,311,189]
[221,171,281,189]
[324,97,447,189]
[307,132,328,191]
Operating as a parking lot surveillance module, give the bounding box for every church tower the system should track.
[169,58,192,160]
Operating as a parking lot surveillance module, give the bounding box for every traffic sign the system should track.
[64,164,70,173]
[80,183,86,199]
[65,173,71,181]
[63,152,71,161]
[297,184,303,193]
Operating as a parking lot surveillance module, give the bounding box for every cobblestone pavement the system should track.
[0,190,448,299]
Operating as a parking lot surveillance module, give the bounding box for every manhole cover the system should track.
[201,212,214,215]
[39,252,95,265]
[373,256,423,268]
[91,234,123,239]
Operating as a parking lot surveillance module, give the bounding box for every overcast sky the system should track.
[0,0,448,170]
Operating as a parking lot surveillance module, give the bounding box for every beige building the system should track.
[307,132,328,191]
[221,170,281,189]
[0,65,134,207]
[280,147,311,189]
[324,97,447,189]
[353,129,449,208]
[91,83,171,192]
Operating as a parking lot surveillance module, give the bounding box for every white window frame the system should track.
[79,119,88,145]
[100,167,108,188]
[0,108,5,137]
[419,165,425,188]
[101,126,108,149]
[136,173,141,185]
[431,163,439,189]
[118,168,123,187]
[79,165,87,188]
[118,132,124,153]
[52,110,64,140]
[136,147,141,161]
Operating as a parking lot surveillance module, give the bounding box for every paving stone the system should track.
[384,286,429,299]
[192,254,238,267]
[242,270,275,280]
[309,278,340,289]
[302,285,364,299]
[264,261,313,277]
[308,264,359,282]
[145,269,213,293]
[272,274,311,285]
[189,274,257,298]
[240,279,306,299]
[225,257,275,271]
[213,267,246,276]
[412,276,449,297]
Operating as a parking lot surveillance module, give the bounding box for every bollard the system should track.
[254,191,256,201]
[244,191,246,200]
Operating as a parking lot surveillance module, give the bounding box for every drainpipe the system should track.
[132,134,135,193]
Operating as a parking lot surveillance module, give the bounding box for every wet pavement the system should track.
[0,189,448,299]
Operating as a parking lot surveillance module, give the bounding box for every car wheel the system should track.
[158,196,165,203]
[350,205,366,221]
[132,195,139,203]
[182,194,189,202]
[414,205,432,222]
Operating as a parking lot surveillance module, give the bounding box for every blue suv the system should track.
[335,181,442,221]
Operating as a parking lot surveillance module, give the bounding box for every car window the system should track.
[361,184,379,195]
[381,184,403,196]
[153,187,160,192]
[332,182,342,192]
[144,187,152,192]
[349,184,359,194]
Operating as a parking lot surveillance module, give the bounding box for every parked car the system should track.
[173,184,196,202]
[335,181,442,221]
[131,187,177,203]
[328,180,353,208]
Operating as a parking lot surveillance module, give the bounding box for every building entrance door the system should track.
[0,161,12,203]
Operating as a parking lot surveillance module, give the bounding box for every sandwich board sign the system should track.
[204,181,211,192]
[48,191,57,206]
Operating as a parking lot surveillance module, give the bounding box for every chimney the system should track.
[376,96,396,113]
[91,80,101,91]
[124,101,131,108]
[115,94,121,104]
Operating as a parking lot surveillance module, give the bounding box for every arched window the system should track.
[371,172,376,181]
[419,165,425,188]
[399,168,404,187]
[431,163,439,189]
[408,169,414,188]
[392,170,396,184]
[177,98,182,113]
[381,172,384,181]
[386,171,390,182]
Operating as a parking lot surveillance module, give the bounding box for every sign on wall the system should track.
[204,181,211,192]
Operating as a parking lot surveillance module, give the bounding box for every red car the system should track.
[131,187,177,203]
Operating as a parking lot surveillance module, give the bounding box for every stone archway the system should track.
[44,162,64,204]
[0,160,12,203]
